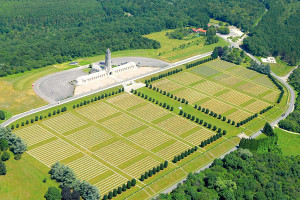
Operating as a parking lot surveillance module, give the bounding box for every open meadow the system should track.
[257,128,300,156]
[2,58,289,199]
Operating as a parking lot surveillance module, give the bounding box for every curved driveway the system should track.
[34,57,170,103]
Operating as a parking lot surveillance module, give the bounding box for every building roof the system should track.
[192,28,206,33]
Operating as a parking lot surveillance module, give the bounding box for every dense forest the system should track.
[242,0,300,65]
[279,68,300,133]
[0,0,266,76]
[155,147,300,200]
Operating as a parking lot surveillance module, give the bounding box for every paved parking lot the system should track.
[33,57,169,103]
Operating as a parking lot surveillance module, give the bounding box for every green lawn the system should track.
[275,128,300,156]
[269,58,296,77]
[257,128,300,156]
[0,152,58,200]
[253,56,295,77]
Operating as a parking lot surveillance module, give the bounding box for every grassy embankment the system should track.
[0,152,59,200]
[0,29,229,121]
[254,56,296,77]
[257,128,300,156]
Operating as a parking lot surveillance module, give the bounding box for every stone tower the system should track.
[105,48,112,75]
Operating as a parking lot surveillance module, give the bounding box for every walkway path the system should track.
[279,66,298,82]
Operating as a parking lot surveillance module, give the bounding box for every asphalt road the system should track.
[33,57,170,103]
[0,52,212,128]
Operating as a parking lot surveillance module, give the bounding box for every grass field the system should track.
[269,59,296,77]
[254,56,295,77]
[0,29,229,119]
[275,128,300,156]
[0,152,59,200]
[258,128,300,156]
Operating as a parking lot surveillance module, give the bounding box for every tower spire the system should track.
[105,48,112,75]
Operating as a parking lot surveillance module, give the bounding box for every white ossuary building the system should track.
[75,48,138,86]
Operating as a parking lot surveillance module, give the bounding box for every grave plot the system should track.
[218,90,252,106]
[262,91,279,102]
[226,110,252,122]
[229,67,258,79]
[100,114,144,135]
[174,88,207,103]
[237,82,270,96]
[76,102,119,121]
[66,126,113,149]
[127,127,173,150]
[152,79,182,92]
[14,125,55,147]
[244,100,270,113]
[191,65,221,77]
[207,59,236,70]
[193,80,226,95]
[94,173,128,195]
[129,103,169,122]
[27,139,80,167]
[66,156,109,181]
[93,140,142,166]
[184,128,215,145]
[156,141,191,160]
[122,156,161,178]
[107,93,144,110]
[212,73,243,86]
[200,99,234,114]
[253,75,277,89]
[156,115,197,136]
[42,113,88,134]
[169,72,202,85]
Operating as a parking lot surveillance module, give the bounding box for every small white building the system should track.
[261,57,276,63]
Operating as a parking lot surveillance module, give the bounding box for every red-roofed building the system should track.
[192,28,206,34]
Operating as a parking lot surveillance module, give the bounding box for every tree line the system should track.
[172,147,198,163]
[103,179,136,200]
[140,161,168,181]
[194,104,236,127]
[10,87,124,131]
[212,46,247,65]
[48,162,100,200]
[155,123,299,200]
[131,89,227,150]
[155,145,300,200]
[11,107,68,130]
[0,0,266,76]
[242,0,299,66]
[0,127,27,176]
